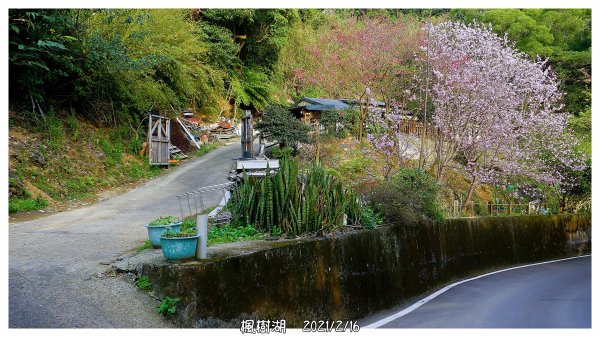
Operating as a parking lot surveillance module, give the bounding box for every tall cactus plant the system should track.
[228,158,372,235]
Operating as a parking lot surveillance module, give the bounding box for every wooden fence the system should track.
[451,200,537,218]
[398,120,436,138]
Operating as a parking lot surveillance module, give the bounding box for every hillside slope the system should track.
[8,113,217,217]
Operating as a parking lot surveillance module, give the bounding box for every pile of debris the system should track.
[179,114,238,141]
[210,120,237,139]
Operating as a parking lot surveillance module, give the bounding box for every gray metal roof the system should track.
[298,97,351,110]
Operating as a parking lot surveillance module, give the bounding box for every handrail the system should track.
[176,182,236,219]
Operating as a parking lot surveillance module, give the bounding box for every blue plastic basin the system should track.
[160,235,200,261]
[145,222,182,248]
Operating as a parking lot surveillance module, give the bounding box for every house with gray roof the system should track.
[288,97,352,126]
[289,97,416,130]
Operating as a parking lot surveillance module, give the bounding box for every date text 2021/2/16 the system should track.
[302,321,360,332]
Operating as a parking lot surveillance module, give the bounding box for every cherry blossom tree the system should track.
[425,21,585,210]
[294,15,421,141]
[364,109,419,180]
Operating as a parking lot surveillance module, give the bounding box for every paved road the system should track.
[362,256,591,328]
[9,142,244,328]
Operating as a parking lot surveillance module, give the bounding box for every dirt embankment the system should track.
[8,114,165,219]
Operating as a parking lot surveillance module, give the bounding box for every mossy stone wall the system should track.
[142,214,591,327]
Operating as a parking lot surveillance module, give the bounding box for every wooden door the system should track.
[148,114,170,166]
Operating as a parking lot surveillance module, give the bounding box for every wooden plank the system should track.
[176,118,201,149]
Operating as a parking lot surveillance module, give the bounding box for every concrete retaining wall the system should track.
[142,214,591,327]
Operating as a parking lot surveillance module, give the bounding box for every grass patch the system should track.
[202,206,218,215]
[125,161,161,180]
[135,275,152,291]
[45,114,65,152]
[136,240,153,252]
[194,143,218,157]
[208,224,266,245]
[98,135,123,166]
[9,196,48,214]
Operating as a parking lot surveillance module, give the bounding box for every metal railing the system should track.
[176,182,235,219]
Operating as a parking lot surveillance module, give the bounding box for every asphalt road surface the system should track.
[362,256,591,328]
[9,142,245,328]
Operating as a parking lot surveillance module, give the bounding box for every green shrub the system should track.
[256,105,312,149]
[338,152,371,184]
[371,168,444,225]
[319,109,348,138]
[161,227,197,238]
[180,219,196,231]
[360,207,383,228]
[270,146,295,159]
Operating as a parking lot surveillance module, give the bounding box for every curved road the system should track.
[9,142,243,328]
[362,256,591,328]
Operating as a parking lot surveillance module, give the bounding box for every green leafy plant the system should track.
[135,275,152,291]
[180,219,196,231]
[148,216,178,226]
[319,109,348,138]
[270,226,283,236]
[161,227,197,238]
[360,207,383,229]
[156,296,180,316]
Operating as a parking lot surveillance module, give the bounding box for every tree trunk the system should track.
[419,13,432,170]
[358,103,367,142]
[435,133,444,183]
[462,178,478,213]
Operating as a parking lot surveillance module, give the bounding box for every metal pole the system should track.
[199,193,205,213]
[177,196,184,220]
[192,192,199,216]
[186,194,192,218]
[196,214,208,259]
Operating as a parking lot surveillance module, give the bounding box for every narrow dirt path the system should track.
[9,142,243,327]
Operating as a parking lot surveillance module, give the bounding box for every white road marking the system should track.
[363,254,591,329]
